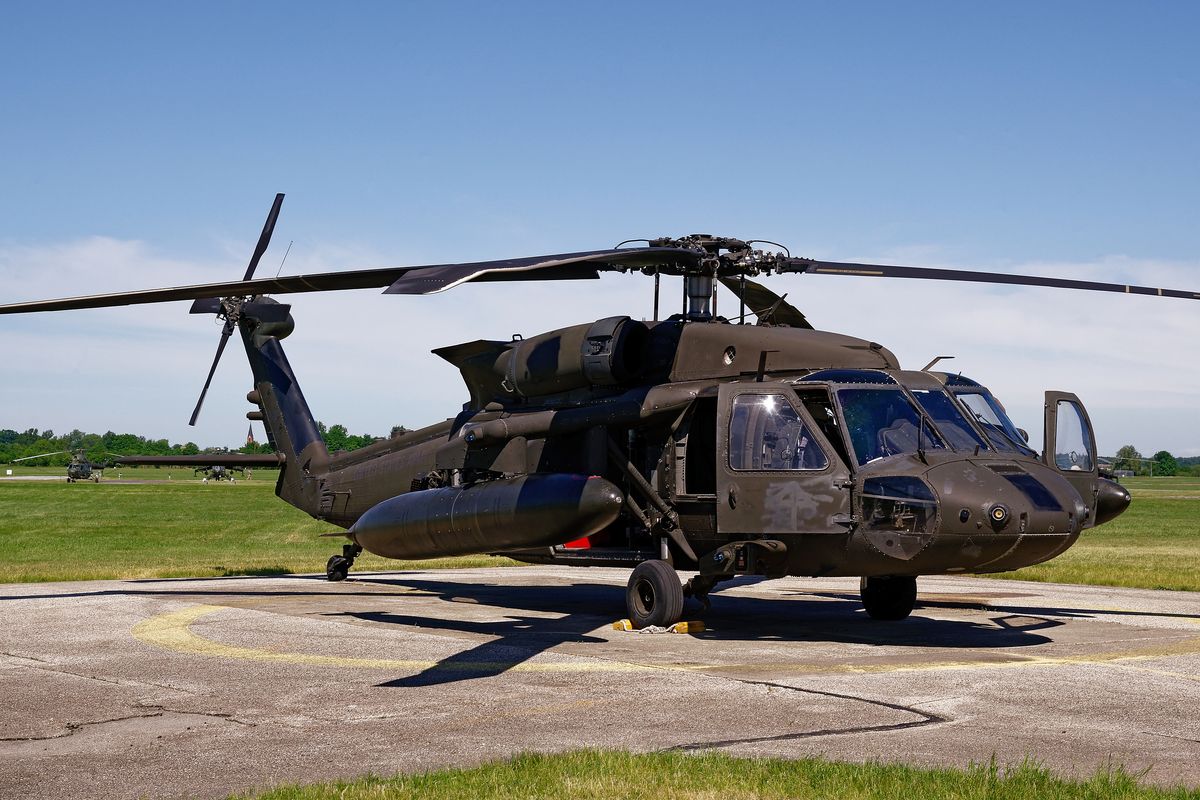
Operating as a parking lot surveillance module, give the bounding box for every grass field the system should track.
[0,473,1195,589]
[0,473,513,583]
[995,477,1200,591]
[233,751,1200,800]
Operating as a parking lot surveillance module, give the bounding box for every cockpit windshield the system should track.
[836,388,946,465]
[909,388,988,451]
[953,390,1037,456]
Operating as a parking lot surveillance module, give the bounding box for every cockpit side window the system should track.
[836,388,946,465]
[1054,400,1095,471]
[794,387,854,468]
[728,394,829,471]
[910,389,988,451]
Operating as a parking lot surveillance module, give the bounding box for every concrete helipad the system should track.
[1,567,1198,798]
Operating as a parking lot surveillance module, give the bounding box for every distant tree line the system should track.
[1112,445,1198,477]
[0,421,408,464]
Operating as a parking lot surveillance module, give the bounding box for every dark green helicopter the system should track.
[3,195,1194,628]
[11,449,110,482]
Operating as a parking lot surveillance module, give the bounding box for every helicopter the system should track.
[112,453,281,481]
[197,465,237,482]
[2,194,1194,628]
[10,449,110,482]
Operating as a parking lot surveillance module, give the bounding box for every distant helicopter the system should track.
[113,453,280,481]
[197,464,236,482]
[3,194,1193,629]
[11,450,109,482]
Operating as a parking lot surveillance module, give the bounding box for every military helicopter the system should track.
[113,453,280,481]
[3,194,1194,628]
[11,449,110,482]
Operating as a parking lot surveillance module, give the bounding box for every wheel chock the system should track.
[612,619,705,634]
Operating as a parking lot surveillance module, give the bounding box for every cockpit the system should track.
[790,369,1035,467]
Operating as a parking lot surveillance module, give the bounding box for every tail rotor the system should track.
[187,193,286,427]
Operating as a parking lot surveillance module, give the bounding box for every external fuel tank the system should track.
[349,473,623,560]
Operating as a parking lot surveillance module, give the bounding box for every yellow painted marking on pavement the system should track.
[133,604,1200,677]
[133,605,646,673]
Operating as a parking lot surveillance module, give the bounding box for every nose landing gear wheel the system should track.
[860,575,918,620]
[626,560,684,629]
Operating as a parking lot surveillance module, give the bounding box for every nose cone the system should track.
[1095,478,1132,526]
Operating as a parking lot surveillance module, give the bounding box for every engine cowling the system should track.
[435,316,650,405]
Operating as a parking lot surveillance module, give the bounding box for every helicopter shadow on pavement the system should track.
[336,575,1063,689]
[790,587,1200,624]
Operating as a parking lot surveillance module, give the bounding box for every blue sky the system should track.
[1,2,1197,456]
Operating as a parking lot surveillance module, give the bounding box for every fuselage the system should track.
[241,313,1129,580]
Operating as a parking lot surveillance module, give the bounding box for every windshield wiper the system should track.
[971,413,1032,454]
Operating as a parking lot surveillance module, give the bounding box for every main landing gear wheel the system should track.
[626,560,684,629]
[326,544,362,582]
[860,575,918,620]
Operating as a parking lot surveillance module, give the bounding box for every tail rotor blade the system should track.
[244,193,284,281]
[188,327,232,426]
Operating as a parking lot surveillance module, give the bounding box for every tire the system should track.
[326,555,349,582]
[626,560,684,629]
[860,575,917,620]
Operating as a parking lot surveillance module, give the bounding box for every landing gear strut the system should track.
[626,560,684,629]
[326,543,362,582]
[860,575,917,620]
[682,575,719,611]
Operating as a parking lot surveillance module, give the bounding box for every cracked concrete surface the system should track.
[1,567,1198,798]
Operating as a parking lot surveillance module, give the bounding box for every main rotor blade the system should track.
[382,247,701,295]
[718,276,812,329]
[0,266,416,314]
[115,453,283,467]
[245,193,284,281]
[12,451,70,463]
[188,327,232,426]
[0,247,701,314]
[793,259,1200,301]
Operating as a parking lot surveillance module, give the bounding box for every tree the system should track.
[1151,450,1178,477]
[1113,445,1142,474]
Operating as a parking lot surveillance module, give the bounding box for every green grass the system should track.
[994,477,1200,591]
[0,478,515,583]
[232,751,1199,800]
[1,473,1196,590]
[1,464,282,480]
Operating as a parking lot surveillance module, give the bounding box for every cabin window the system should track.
[728,394,828,471]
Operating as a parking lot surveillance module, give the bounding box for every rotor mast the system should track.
[650,235,780,322]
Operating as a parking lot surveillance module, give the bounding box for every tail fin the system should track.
[238,305,332,518]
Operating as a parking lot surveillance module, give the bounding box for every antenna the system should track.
[274,240,294,279]
[921,355,955,371]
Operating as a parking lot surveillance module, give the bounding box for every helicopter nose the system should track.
[926,460,1083,537]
